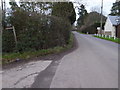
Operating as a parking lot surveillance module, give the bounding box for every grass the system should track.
[2,33,74,64]
[94,35,120,44]
[77,31,88,34]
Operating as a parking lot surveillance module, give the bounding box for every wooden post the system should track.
[12,26,18,49]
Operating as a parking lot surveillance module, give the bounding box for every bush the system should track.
[80,23,105,34]
[81,25,97,34]
[2,29,16,53]
[3,12,71,53]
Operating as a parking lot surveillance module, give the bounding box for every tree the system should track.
[19,1,53,15]
[52,2,76,25]
[79,12,107,34]
[77,4,88,27]
[9,0,18,11]
[84,12,106,26]
[110,1,120,16]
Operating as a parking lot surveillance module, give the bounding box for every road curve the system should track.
[50,31,118,88]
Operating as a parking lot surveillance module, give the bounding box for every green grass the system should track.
[77,31,88,34]
[2,33,74,64]
[94,35,120,44]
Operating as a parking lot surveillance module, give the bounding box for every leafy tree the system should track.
[83,12,106,26]
[79,12,107,34]
[110,1,120,16]
[77,4,88,27]
[52,2,76,25]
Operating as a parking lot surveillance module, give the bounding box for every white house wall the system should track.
[111,26,116,37]
[104,17,116,37]
[104,18,113,32]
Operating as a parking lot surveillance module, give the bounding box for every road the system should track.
[2,31,118,88]
[50,31,118,88]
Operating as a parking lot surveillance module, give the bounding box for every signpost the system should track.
[6,26,18,51]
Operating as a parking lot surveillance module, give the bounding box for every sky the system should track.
[72,0,116,18]
[1,0,116,17]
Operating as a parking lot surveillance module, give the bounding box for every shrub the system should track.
[2,29,16,53]
[3,12,71,53]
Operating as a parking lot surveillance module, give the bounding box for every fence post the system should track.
[105,35,107,38]
[114,36,116,40]
[102,34,104,37]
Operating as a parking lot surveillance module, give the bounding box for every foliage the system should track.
[2,29,16,52]
[77,12,106,34]
[19,1,53,14]
[83,12,106,26]
[77,4,88,27]
[3,1,74,54]
[79,23,105,34]
[2,33,74,64]
[16,15,71,52]
[52,2,76,25]
[110,1,120,16]
[94,35,120,44]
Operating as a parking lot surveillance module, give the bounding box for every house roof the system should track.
[108,15,120,25]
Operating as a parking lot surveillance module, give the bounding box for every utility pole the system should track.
[100,0,103,35]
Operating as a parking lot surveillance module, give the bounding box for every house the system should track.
[104,15,120,37]
[117,24,120,38]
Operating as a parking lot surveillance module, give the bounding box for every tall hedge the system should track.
[3,2,75,53]
[2,12,71,53]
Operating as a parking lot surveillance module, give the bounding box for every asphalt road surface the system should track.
[50,31,118,88]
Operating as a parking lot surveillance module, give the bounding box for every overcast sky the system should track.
[1,0,116,17]
[72,0,116,18]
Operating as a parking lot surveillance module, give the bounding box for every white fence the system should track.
[94,34,118,40]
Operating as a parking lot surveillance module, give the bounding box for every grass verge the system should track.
[2,33,74,64]
[77,31,88,34]
[94,35,120,44]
